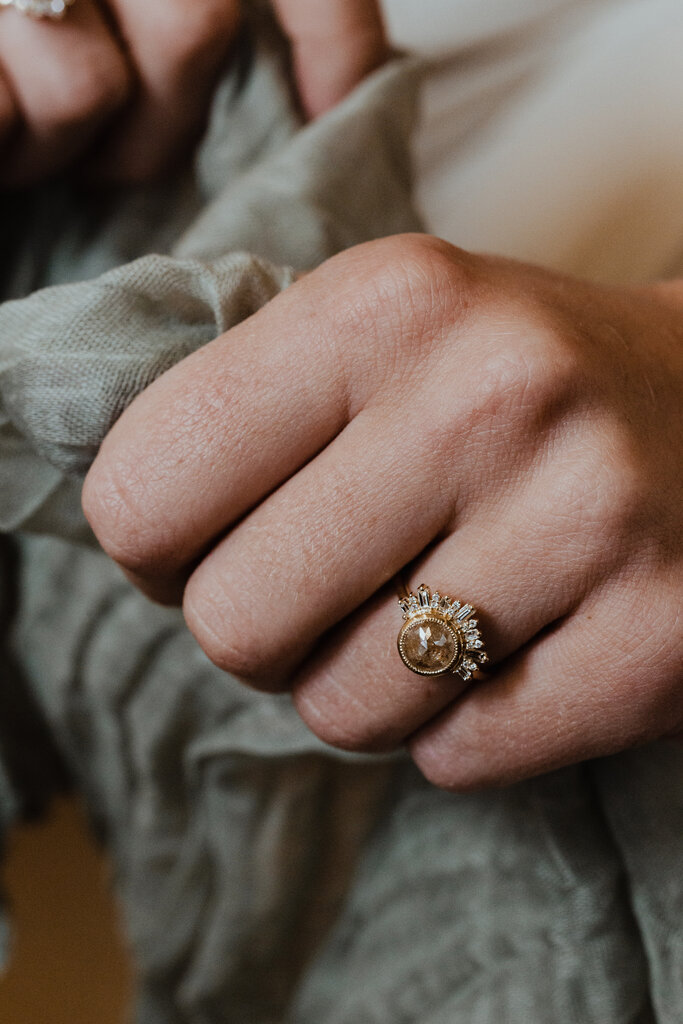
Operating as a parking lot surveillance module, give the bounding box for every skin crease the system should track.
[82,234,683,792]
[0,0,388,185]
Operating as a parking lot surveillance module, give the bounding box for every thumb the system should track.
[271,0,389,118]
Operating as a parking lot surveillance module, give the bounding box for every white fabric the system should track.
[384,0,683,283]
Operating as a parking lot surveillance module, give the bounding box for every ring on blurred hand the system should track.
[0,0,75,18]
[397,583,489,680]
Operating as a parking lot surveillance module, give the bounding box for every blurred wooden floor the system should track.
[0,798,133,1024]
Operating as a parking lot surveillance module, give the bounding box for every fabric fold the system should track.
[1,4,682,1022]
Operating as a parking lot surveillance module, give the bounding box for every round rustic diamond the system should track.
[397,615,461,676]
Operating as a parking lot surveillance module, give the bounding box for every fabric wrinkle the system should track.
[0,3,682,1021]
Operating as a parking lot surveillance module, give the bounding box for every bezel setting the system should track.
[397,584,488,680]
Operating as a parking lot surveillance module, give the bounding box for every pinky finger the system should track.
[409,571,683,791]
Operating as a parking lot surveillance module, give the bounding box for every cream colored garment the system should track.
[384,0,683,283]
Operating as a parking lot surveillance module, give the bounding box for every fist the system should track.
[83,235,683,789]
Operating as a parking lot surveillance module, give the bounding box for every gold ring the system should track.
[397,584,488,680]
[0,0,75,18]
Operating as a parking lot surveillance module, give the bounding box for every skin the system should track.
[82,234,683,791]
[0,0,388,185]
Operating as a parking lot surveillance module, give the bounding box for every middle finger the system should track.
[182,399,454,689]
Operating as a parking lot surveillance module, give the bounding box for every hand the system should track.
[82,234,683,790]
[0,0,387,186]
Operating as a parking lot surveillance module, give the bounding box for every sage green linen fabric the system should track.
[0,9,681,1024]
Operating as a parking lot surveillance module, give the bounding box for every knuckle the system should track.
[558,422,647,552]
[321,235,479,405]
[82,455,165,574]
[591,449,642,537]
[361,234,477,338]
[605,577,682,693]
[306,235,479,411]
[182,581,279,687]
[300,713,361,752]
[409,714,517,792]
[189,620,255,681]
[462,323,582,438]
[157,0,239,71]
[184,592,251,679]
[410,742,485,793]
[38,51,130,131]
[293,689,388,754]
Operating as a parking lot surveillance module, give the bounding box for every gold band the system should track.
[397,583,488,681]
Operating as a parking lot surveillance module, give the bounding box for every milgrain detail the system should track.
[397,583,488,681]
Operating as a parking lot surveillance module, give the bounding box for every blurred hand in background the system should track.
[0,0,388,186]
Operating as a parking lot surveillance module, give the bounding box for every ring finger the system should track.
[184,417,617,753]
[409,568,682,790]
[290,461,615,754]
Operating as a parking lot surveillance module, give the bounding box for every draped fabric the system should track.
[0,3,681,1021]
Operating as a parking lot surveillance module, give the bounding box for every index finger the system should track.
[82,238,440,599]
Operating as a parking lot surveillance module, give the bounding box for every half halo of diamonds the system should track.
[397,584,488,681]
[0,0,75,18]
